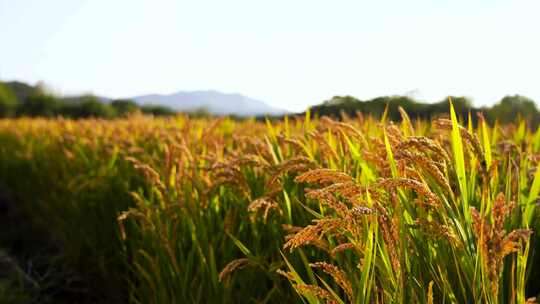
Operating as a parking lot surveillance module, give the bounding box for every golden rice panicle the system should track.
[283,218,342,252]
[246,137,274,165]
[277,134,307,155]
[492,192,516,230]
[266,156,318,189]
[378,210,401,272]
[247,197,282,223]
[319,116,367,144]
[502,229,533,257]
[295,169,354,185]
[395,150,452,195]
[470,192,533,296]
[294,284,338,304]
[350,205,375,218]
[376,178,441,208]
[209,165,251,198]
[309,130,339,162]
[284,229,331,252]
[336,120,367,143]
[317,181,364,202]
[303,180,369,219]
[396,136,451,164]
[310,262,353,302]
[470,206,485,240]
[218,258,252,282]
[305,188,350,218]
[330,243,356,258]
[385,124,404,145]
[126,156,165,190]
[117,208,150,240]
[415,218,458,245]
[362,149,390,175]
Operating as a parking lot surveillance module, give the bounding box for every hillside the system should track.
[132,90,286,116]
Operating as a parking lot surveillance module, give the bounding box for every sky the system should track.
[1,0,539,112]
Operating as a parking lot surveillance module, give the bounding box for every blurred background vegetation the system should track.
[311,94,540,126]
[0,81,177,119]
[1,80,540,126]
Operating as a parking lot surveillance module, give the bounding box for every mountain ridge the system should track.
[131,90,286,116]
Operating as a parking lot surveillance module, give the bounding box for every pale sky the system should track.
[1,0,539,112]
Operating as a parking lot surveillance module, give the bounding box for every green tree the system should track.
[322,95,360,106]
[140,104,176,116]
[488,95,538,124]
[110,99,139,117]
[0,83,18,117]
[62,95,115,118]
[17,93,61,117]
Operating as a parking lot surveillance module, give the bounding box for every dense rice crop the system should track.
[0,103,539,303]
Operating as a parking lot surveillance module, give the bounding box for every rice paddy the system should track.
[0,102,539,303]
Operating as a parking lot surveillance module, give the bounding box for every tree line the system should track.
[308,94,540,126]
[0,81,177,118]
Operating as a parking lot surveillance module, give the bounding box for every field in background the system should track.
[0,104,539,303]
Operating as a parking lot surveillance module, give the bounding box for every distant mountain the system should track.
[132,90,286,116]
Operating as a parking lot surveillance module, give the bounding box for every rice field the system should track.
[0,102,539,303]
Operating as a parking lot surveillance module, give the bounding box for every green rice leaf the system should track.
[449,97,469,213]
